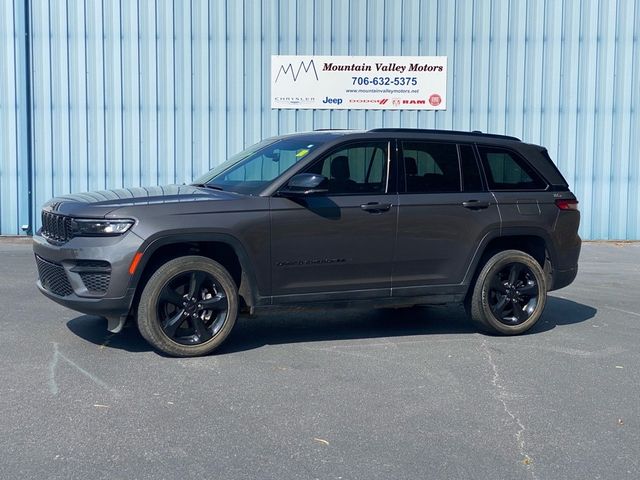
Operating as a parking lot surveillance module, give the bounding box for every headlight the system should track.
[71,219,134,236]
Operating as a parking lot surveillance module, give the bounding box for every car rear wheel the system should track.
[137,255,238,357]
[468,250,547,335]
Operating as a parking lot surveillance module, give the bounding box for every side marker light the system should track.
[129,252,143,275]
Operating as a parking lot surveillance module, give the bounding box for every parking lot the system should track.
[0,240,638,479]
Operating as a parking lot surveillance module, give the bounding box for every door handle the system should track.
[462,200,490,210]
[360,202,392,213]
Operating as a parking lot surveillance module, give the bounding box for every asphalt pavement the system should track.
[0,239,638,480]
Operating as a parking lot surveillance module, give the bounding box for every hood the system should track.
[42,185,240,216]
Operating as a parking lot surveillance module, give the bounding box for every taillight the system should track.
[555,199,579,211]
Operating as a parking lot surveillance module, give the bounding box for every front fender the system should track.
[128,230,266,308]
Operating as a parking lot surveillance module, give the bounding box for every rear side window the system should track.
[477,146,547,190]
[540,149,569,188]
[402,142,461,193]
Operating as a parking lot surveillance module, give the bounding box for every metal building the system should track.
[1,0,639,239]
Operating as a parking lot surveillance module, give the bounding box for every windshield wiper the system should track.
[192,183,224,191]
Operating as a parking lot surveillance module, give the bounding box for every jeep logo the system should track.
[322,96,343,105]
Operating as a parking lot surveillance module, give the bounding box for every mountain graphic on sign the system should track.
[275,59,319,82]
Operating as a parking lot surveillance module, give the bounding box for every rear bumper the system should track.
[549,230,581,291]
[550,265,578,291]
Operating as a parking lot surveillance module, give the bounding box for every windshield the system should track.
[192,137,326,195]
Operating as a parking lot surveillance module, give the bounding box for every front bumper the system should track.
[32,230,144,318]
[36,282,136,320]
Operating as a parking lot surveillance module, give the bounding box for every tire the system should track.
[137,255,238,357]
[468,250,547,335]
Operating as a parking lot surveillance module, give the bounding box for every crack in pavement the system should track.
[49,342,118,397]
[482,339,538,480]
[602,305,640,318]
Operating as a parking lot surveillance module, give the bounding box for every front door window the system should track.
[306,142,389,195]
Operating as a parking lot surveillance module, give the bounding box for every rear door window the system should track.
[401,141,461,193]
[459,144,483,192]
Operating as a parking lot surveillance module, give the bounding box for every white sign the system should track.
[271,55,447,110]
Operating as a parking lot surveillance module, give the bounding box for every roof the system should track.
[366,128,521,142]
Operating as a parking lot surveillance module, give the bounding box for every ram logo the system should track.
[275,59,319,83]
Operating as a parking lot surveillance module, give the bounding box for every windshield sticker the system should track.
[296,149,310,158]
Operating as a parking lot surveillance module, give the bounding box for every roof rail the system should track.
[367,128,521,142]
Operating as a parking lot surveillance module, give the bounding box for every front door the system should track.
[270,140,397,301]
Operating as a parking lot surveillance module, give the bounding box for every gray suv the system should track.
[33,129,581,356]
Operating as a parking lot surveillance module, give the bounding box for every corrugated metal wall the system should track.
[0,0,30,235]
[0,0,638,239]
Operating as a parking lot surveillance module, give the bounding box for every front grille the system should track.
[41,211,73,243]
[35,255,74,296]
[79,272,110,294]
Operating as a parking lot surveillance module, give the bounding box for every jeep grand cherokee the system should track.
[33,129,581,356]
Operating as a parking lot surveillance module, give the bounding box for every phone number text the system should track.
[351,76,418,86]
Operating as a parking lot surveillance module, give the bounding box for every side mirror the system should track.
[279,173,329,197]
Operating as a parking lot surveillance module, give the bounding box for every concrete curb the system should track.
[0,236,32,244]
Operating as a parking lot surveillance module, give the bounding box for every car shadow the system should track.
[528,295,598,333]
[66,315,152,352]
[66,295,597,355]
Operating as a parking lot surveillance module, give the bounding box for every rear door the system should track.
[270,140,398,301]
[393,141,501,297]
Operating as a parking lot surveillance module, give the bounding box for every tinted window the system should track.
[478,146,547,190]
[402,142,461,193]
[459,144,483,192]
[194,137,326,194]
[307,142,388,194]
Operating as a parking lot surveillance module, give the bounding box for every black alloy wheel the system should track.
[467,249,547,335]
[487,262,539,325]
[157,270,229,345]
[137,256,239,357]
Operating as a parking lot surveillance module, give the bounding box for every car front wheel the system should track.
[468,250,547,335]
[137,255,238,357]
